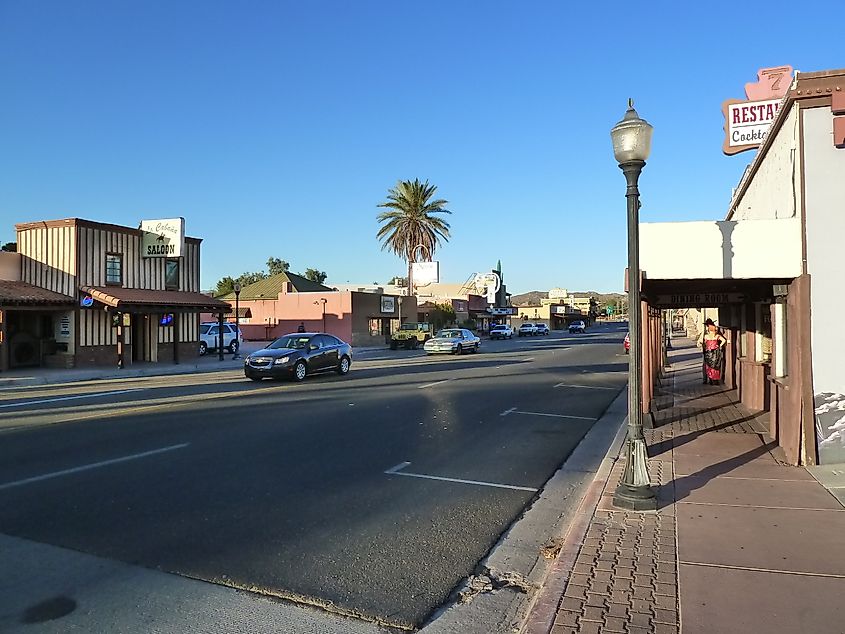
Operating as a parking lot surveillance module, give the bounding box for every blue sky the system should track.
[1,1,841,294]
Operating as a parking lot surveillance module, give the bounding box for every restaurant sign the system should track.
[722,66,792,155]
[654,292,745,307]
[141,218,185,257]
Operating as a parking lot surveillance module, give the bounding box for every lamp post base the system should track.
[613,482,658,511]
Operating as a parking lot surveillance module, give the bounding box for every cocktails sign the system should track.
[722,66,793,155]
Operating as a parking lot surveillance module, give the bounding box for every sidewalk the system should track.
[525,338,845,634]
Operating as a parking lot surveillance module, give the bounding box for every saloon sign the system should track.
[140,218,185,257]
[722,66,793,155]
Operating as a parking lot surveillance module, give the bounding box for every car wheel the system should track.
[199,341,208,356]
[337,356,351,375]
[228,340,239,354]
[293,361,307,382]
[454,344,463,355]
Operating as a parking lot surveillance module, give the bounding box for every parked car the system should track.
[489,324,515,340]
[535,323,550,335]
[518,323,537,337]
[569,320,587,334]
[423,328,481,355]
[199,322,242,355]
[624,332,630,354]
[244,332,352,382]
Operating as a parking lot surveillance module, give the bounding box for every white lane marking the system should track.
[523,357,535,362]
[384,462,537,492]
[418,379,451,389]
[500,407,517,417]
[0,389,144,409]
[0,443,189,491]
[511,410,597,421]
[553,383,617,390]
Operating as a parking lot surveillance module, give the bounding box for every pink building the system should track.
[205,272,415,347]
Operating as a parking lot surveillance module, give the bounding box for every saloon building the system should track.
[635,68,845,466]
[0,218,229,371]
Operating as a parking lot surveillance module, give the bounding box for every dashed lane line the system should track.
[0,388,146,410]
[384,461,537,492]
[502,410,597,421]
[0,443,190,491]
[553,383,618,390]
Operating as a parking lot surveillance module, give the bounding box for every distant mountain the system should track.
[511,290,548,306]
[511,290,626,307]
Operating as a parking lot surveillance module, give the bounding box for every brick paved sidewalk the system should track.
[525,338,845,634]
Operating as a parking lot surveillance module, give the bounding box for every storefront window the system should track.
[165,259,179,290]
[368,318,381,337]
[759,303,773,364]
[774,300,787,377]
[105,253,122,285]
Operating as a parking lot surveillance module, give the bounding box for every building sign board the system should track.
[722,66,792,156]
[411,261,439,286]
[486,307,516,315]
[380,296,396,314]
[141,218,185,258]
[654,292,745,307]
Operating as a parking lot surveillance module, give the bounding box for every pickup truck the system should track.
[489,324,515,339]
[518,323,537,336]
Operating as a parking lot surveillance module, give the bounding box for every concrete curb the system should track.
[420,387,629,634]
[519,391,629,634]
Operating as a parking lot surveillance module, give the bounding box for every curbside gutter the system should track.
[520,395,629,634]
[420,387,629,634]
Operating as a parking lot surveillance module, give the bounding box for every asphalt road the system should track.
[0,323,629,630]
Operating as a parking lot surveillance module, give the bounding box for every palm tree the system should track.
[376,178,451,294]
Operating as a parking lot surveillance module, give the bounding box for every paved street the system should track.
[0,323,628,631]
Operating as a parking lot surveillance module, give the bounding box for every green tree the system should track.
[215,276,236,296]
[303,268,327,284]
[376,179,451,292]
[1,242,16,252]
[428,302,456,331]
[267,257,290,276]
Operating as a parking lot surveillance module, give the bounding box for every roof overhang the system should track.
[80,286,231,313]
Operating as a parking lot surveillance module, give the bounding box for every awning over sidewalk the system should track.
[80,286,230,314]
[0,281,75,307]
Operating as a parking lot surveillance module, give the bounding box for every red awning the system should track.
[80,286,230,313]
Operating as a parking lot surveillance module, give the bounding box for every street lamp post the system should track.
[232,283,241,360]
[611,99,657,511]
[314,298,327,333]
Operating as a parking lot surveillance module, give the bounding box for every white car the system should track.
[535,323,550,335]
[423,328,481,355]
[489,324,515,340]
[518,323,537,336]
[199,322,242,355]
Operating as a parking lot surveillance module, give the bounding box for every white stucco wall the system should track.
[730,106,801,221]
[639,218,802,280]
[804,105,845,463]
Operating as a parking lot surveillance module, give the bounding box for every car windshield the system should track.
[492,325,506,330]
[268,336,311,350]
[521,324,533,328]
[437,330,462,339]
[400,324,419,331]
